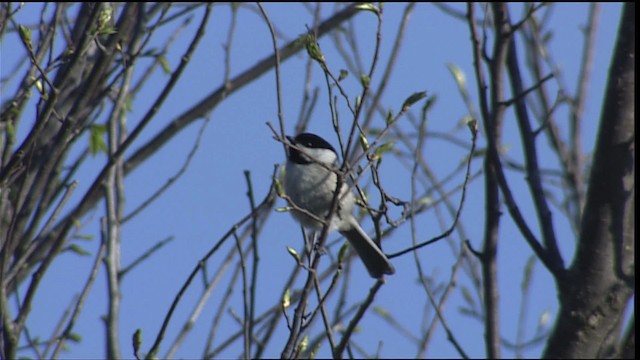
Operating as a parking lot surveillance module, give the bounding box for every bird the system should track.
[284,132,395,279]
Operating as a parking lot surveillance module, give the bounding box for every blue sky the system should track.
[1,3,625,358]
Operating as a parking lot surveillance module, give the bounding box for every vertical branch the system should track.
[103,137,123,360]
[360,3,416,133]
[253,246,304,359]
[522,11,579,232]
[501,4,565,277]
[342,4,383,162]
[101,209,121,360]
[233,229,250,359]
[279,233,325,359]
[257,3,286,150]
[244,170,260,358]
[468,3,511,358]
[103,10,140,355]
[280,6,376,360]
[294,3,322,134]
[481,144,501,360]
[569,3,600,219]
[544,3,635,357]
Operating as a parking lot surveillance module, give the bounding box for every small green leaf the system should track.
[354,3,379,14]
[133,328,142,358]
[337,241,349,264]
[99,26,118,35]
[447,63,466,89]
[282,288,291,309]
[158,55,171,74]
[298,334,309,353]
[6,119,16,144]
[286,246,300,263]
[415,195,433,207]
[373,305,390,317]
[274,177,284,197]
[358,133,369,152]
[61,47,75,60]
[373,142,394,160]
[89,124,108,156]
[338,69,349,81]
[125,93,135,113]
[67,332,82,343]
[423,95,437,113]
[385,108,395,125]
[401,91,427,112]
[471,148,487,159]
[35,79,45,95]
[448,63,479,116]
[458,306,478,317]
[521,255,536,292]
[309,343,321,360]
[67,244,91,256]
[461,286,475,308]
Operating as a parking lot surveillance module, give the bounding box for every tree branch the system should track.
[544,3,635,358]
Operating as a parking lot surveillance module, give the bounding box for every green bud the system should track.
[19,25,32,49]
[305,34,325,63]
[360,74,371,88]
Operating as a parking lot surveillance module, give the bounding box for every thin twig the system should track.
[119,236,174,279]
[146,167,277,358]
[244,170,260,358]
[51,240,107,358]
[257,3,287,155]
[232,228,251,359]
[332,279,384,359]
[503,4,565,277]
[312,275,337,353]
[422,273,469,359]
[386,120,477,259]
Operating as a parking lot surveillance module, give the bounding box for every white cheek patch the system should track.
[304,148,338,166]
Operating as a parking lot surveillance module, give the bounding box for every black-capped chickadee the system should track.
[284,133,395,279]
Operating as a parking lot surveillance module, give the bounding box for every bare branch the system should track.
[544,3,635,357]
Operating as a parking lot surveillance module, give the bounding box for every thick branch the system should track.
[544,3,635,358]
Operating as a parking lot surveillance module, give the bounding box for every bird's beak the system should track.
[285,136,294,157]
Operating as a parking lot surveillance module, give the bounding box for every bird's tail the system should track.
[340,219,395,279]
